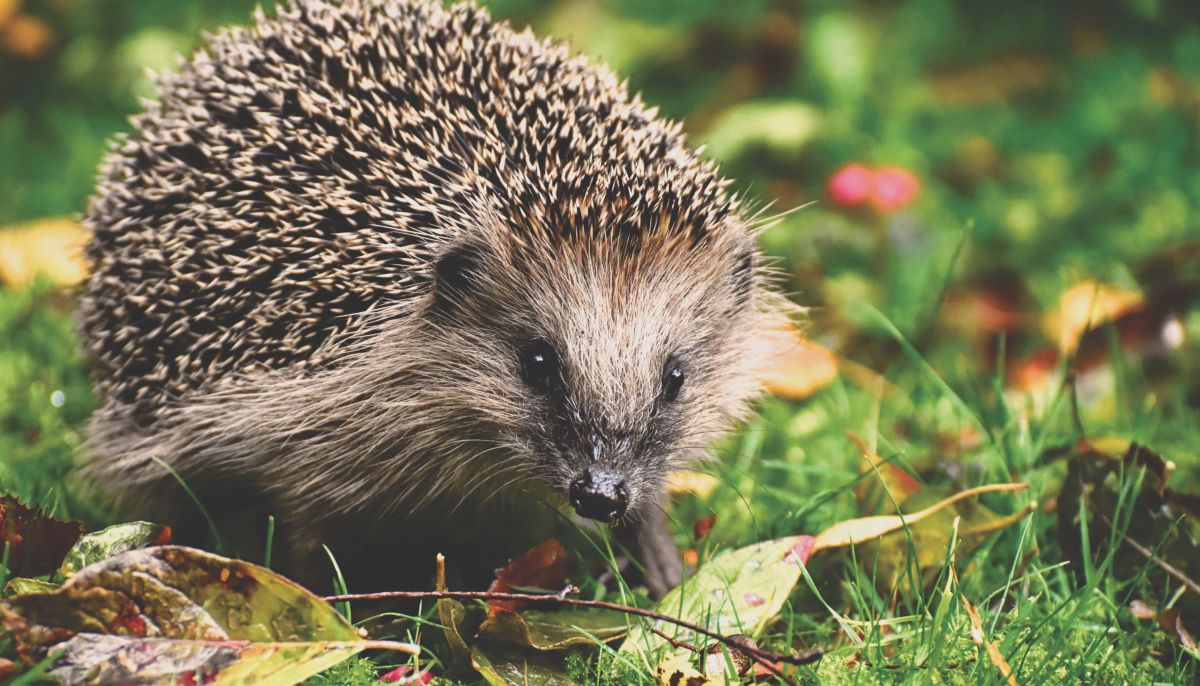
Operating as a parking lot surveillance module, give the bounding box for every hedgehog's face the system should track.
[427,230,769,524]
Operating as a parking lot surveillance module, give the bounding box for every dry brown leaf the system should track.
[1045,280,1142,354]
[0,218,89,287]
[1156,609,1197,650]
[759,325,838,400]
[1129,600,1156,620]
[958,570,1019,686]
[847,432,923,512]
[812,483,1028,551]
[0,495,83,578]
[486,539,568,615]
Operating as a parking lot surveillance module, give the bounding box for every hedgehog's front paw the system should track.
[615,497,682,600]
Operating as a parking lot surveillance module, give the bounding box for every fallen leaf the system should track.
[654,653,710,686]
[476,608,627,650]
[42,634,412,685]
[812,483,1028,551]
[0,218,89,287]
[437,596,473,664]
[1129,600,1156,620]
[619,536,811,661]
[848,432,923,513]
[0,495,82,578]
[381,664,434,684]
[849,493,1036,594]
[2,577,58,597]
[958,571,1018,686]
[0,546,415,682]
[487,540,568,615]
[1057,440,1200,614]
[1045,280,1142,354]
[470,642,581,686]
[693,514,716,540]
[760,325,839,400]
[56,521,171,580]
[1156,609,1197,650]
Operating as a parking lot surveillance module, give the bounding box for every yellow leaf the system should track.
[812,482,1028,551]
[1045,280,1142,354]
[0,217,89,288]
[655,653,716,686]
[0,13,53,59]
[667,470,720,499]
[759,325,839,400]
[0,0,21,27]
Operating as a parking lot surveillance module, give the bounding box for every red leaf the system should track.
[380,665,433,684]
[0,495,82,577]
[693,514,716,540]
[486,539,567,615]
[1157,609,1197,650]
[783,536,815,565]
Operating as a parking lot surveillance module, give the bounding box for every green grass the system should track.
[2,0,1200,683]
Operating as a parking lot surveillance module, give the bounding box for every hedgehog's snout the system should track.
[569,468,628,523]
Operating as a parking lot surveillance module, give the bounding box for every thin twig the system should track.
[1119,531,1200,597]
[649,626,700,653]
[325,588,825,683]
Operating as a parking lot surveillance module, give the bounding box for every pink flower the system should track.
[826,163,922,213]
[870,166,921,212]
[827,163,874,208]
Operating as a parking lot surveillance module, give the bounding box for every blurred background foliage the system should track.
[1,0,1199,679]
[6,0,1197,492]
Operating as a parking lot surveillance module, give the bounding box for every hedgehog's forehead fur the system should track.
[80,0,787,521]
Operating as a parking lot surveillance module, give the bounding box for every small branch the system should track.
[649,626,700,653]
[325,588,825,683]
[1119,531,1200,597]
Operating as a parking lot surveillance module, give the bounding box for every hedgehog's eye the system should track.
[520,340,559,391]
[661,358,685,402]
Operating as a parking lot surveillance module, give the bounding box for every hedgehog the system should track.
[79,0,792,596]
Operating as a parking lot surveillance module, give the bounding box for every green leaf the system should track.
[470,642,582,686]
[701,101,822,162]
[2,577,59,597]
[55,521,171,580]
[438,596,474,663]
[619,536,812,661]
[477,608,628,650]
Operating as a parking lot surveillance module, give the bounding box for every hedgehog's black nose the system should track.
[569,468,627,523]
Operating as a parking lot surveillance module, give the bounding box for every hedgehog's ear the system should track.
[431,243,484,313]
